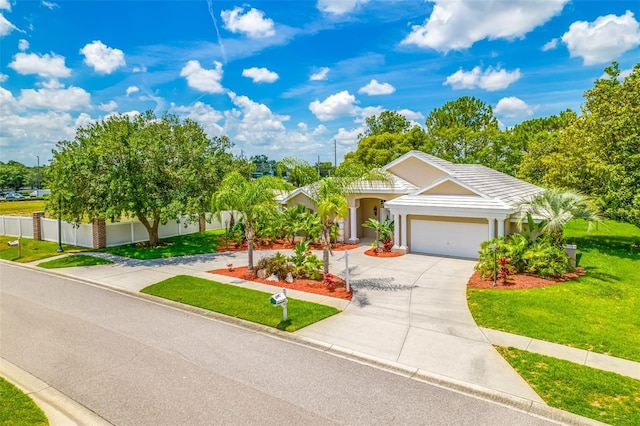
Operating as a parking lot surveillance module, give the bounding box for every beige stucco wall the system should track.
[420,180,477,196]
[388,156,447,187]
[285,193,316,212]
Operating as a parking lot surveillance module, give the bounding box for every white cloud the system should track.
[444,65,521,91]
[180,60,224,94]
[221,6,275,39]
[80,40,126,74]
[99,100,118,112]
[494,97,533,118]
[171,101,224,138]
[19,85,91,111]
[402,0,568,52]
[242,67,279,83]
[0,73,7,83]
[317,0,369,15]
[8,52,71,78]
[18,39,29,51]
[0,0,11,10]
[561,11,640,65]
[358,79,395,96]
[42,1,58,9]
[309,91,359,121]
[357,106,384,123]
[397,109,424,122]
[310,67,330,81]
[542,38,559,51]
[0,13,17,37]
[132,65,147,73]
[125,86,139,96]
[0,86,20,115]
[224,92,290,146]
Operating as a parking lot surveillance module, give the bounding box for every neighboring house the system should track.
[280,151,544,259]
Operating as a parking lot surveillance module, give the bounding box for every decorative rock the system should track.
[285,273,294,283]
[257,269,267,279]
[266,274,279,282]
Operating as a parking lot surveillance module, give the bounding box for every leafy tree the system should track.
[359,110,412,139]
[276,157,320,187]
[250,154,276,176]
[46,111,233,246]
[515,189,602,247]
[542,62,640,224]
[424,96,504,167]
[211,172,290,270]
[0,161,28,191]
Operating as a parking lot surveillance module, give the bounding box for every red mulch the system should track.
[210,266,352,300]
[467,267,585,290]
[363,248,403,258]
[216,238,359,253]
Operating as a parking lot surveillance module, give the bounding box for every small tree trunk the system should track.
[321,225,331,274]
[138,213,160,247]
[199,213,207,232]
[246,223,254,270]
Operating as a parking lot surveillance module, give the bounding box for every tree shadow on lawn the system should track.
[569,235,640,261]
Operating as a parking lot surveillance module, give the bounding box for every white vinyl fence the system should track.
[0,212,232,248]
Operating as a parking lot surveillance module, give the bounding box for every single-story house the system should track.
[280,151,544,259]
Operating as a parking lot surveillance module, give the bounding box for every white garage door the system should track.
[410,219,487,259]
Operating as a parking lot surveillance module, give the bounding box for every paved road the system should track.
[1,263,561,425]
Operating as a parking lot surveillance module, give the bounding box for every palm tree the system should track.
[211,172,290,270]
[515,189,602,247]
[309,170,391,274]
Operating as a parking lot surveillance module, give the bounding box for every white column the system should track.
[379,207,389,221]
[488,218,495,240]
[400,214,407,247]
[393,213,400,247]
[349,206,358,242]
[497,218,505,237]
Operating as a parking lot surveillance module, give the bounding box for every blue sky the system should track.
[1,0,639,166]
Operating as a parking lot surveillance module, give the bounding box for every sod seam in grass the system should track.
[141,275,339,331]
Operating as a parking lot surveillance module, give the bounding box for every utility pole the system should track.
[36,155,40,189]
[317,155,320,176]
[333,139,337,167]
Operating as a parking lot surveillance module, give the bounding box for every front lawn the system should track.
[468,220,640,362]
[101,229,224,259]
[141,275,339,331]
[0,377,48,425]
[498,346,640,426]
[37,254,113,269]
[0,236,84,263]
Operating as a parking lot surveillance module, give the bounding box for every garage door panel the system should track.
[410,220,486,259]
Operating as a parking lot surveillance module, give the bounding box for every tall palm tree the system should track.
[211,172,290,270]
[309,170,391,274]
[515,189,602,246]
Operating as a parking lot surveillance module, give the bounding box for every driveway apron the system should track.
[297,248,544,403]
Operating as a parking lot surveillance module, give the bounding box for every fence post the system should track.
[92,218,107,248]
[33,212,45,240]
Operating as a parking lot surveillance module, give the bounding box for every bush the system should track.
[523,240,574,277]
[256,252,297,279]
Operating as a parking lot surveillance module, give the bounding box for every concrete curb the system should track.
[3,260,605,425]
[0,357,112,426]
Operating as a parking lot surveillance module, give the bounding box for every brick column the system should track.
[32,211,45,240]
[92,218,107,248]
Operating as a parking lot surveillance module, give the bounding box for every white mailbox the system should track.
[269,288,288,321]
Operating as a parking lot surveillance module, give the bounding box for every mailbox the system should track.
[7,240,19,247]
[270,292,287,306]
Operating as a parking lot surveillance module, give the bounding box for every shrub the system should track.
[523,240,574,277]
[256,252,297,279]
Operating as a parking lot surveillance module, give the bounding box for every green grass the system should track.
[101,229,225,259]
[141,275,339,331]
[0,199,47,216]
[497,346,640,426]
[37,254,113,269]
[0,236,85,263]
[0,376,48,426]
[468,219,640,362]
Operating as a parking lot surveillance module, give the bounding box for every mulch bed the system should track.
[363,248,403,258]
[210,266,352,300]
[467,267,585,290]
[216,238,360,253]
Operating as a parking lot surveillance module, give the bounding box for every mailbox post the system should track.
[270,288,288,321]
[8,239,21,259]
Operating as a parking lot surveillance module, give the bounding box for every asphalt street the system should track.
[0,263,562,425]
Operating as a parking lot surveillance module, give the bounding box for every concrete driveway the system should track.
[299,247,544,402]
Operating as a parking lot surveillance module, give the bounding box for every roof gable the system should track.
[417,176,486,197]
[384,151,453,188]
